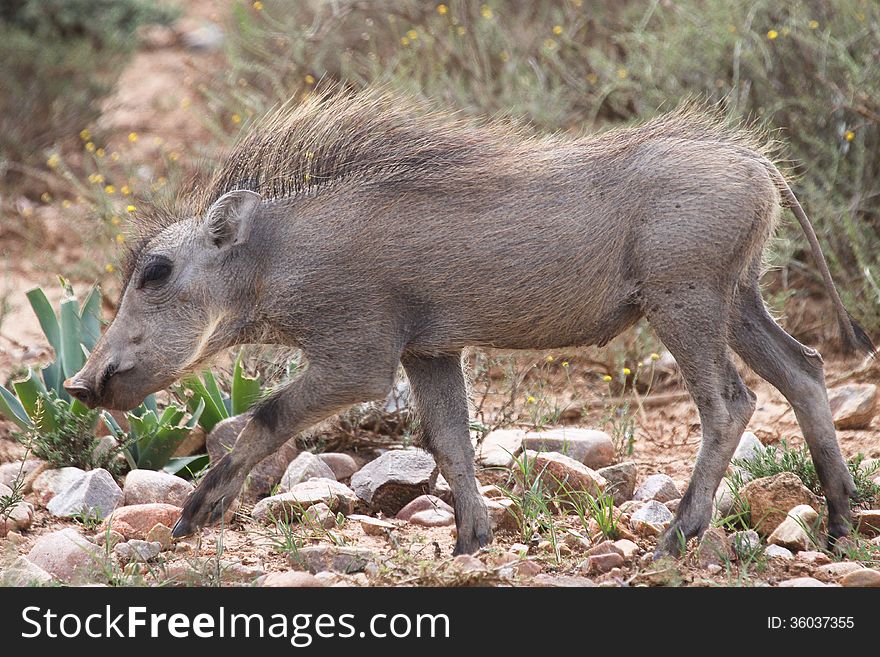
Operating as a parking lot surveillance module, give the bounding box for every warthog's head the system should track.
[64,190,263,410]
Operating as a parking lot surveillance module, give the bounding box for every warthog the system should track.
[65,90,874,556]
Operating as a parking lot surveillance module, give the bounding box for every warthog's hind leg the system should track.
[402,351,492,555]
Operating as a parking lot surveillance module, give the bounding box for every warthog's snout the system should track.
[63,361,133,410]
[62,377,97,407]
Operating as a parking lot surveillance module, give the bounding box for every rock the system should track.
[729,530,761,559]
[765,544,794,560]
[596,462,638,505]
[613,539,640,559]
[279,452,336,492]
[740,472,818,535]
[479,484,506,499]
[31,467,86,506]
[768,504,819,552]
[452,554,485,573]
[485,497,518,533]
[796,550,831,566]
[586,540,624,557]
[533,574,597,587]
[395,494,453,521]
[409,508,455,527]
[713,480,738,520]
[47,468,122,520]
[146,523,173,551]
[0,459,43,489]
[27,528,97,583]
[526,451,607,497]
[302,502,338,529]
[1,556,54,586]
[318,453,360,480]
[521,428,614,468]
[0,483,33,532]
[114,540,162,562]
[207,414,298,502]
[101,503,182,539]
[778,577,827,587]
[818,562,863,580]
[630,500,673,536]
[93,529,125,548]
[633,474,680,503]
[351,450,436,514]
[697,527,735,567]
[854,509,880,537]
[580,552,624,574]
[827,383,877,430]
[475,429,524,467]
[665,498,681,513]
[619,500,645,515]
[262,571,325,587]
[291,546,377,574]
[514,560,542,578]
[840,568,880,587]
[123,469,193,507]
[731,432,766,464]
[252,479,357,523]
[349,515,395,536]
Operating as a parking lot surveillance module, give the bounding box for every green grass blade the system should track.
[0,385,32,430]
[79,285,102,350]
[41,361,65,398]
[59,297,85,379]
[25,287,61,354]
[163,454,210,479]
[137,426,189,470]
[12,370,57,432]
[182,375,226,433]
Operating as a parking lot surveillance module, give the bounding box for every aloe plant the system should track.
[102,400,207,477]
[181,351,263,433]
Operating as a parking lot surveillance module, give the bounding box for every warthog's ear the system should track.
[204,189,262,249]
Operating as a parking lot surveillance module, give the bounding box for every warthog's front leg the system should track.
[172,359,396,537]
[402,351,492,555]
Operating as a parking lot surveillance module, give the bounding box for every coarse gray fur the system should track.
[65,88,875,556]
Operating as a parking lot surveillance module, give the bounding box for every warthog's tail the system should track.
[765,163,876,359]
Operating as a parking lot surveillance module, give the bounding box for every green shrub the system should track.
[180,351,263,433]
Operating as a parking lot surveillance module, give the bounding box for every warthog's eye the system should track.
[139,257,172,288]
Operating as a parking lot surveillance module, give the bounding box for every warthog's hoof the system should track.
[452,505,493,555]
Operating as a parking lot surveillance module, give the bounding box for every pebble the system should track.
[521,428,614,468]
[527,451,607,497]
[409,508,455,527]
[350,449,436,514]
[474,429,524,467]
[596,462,638,505]
[302,502,339,529]
[697,527,734,567]
[279,452,336,492]
[729,530,762,559]
[251,479,357,523]
[46,468,122,520]
[768,504,818,552]
[395,495,453,521]
[826,383,877,430]
[31,467,86,506]
[731,432,767,464]
[318,453,360,480]
[348,515,395,536]
[613,538,640,559]
[817,562,864,580]
[633,474,681,503]
[630,500,674,536]
[740,472,818,535]
[114,540,162,562]
[1,556,54,586]
[580,552,624,574]
[291,546,377,574]
[765,544,794,560]
[123,469,193,507]
[840,568,880,587]
[100,503,182,539]
[778,577,828,587]
[27,528,97,583]
[262,571,325,587]
[146,523,174,551]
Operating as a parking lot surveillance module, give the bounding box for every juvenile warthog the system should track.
[65,90,874,556]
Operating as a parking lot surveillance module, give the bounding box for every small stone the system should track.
[665,498,681,513]
[485,497,518,534]
[526,451,607,497]
[27,528,97,583]
[586,540,624,557]
[318,453,360,480]
[613,539,640,559]
[479,484,506,500]
[533,574,597,587]
[0,459,44,489]
[765,544,794,560]
[713,480,738,520]
[596,462,638,505]
[302,502,338,529]
[840,568,880,587]
[729,530,761,559]
[706,564,722,574]
[827,383,877,430]
[521,428,614,468]
[100,504,182,539]
[252,479,357,523]
[350,449,436,515]
[92,529,125,548]
[1,556,54,586]
[731,432,767,464]
[619,500,645,515]
[114,540,162,562]
[580,552,624,574]
[123,469,193,507]
[768,504,819,552]
[31,467,86,506]
[0,484,33,532]
[633,474,680,503]
[475,429,524,467]
[279,452,337,491]
[796,550,831,566]
[409,508,455,527]
[740,472,819,536]
[349,515,395,536]
[146,523,174,551]
[697,527,734,567]
[452,554,485,573]
[630,500,674,536]
[818,562,864,580]
[290,546,377,574]
[514,560,542,578]
[262,571,325,587]
[47,468,122,520]
[778,577,827,587]
[854,509,880,537]
[395,495,453,521]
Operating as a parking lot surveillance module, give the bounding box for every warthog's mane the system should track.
[122,87,776,286]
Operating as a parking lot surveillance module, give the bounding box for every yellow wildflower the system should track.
[437,4,448,15]
[808,20,819,29]
[128,132,138,143]
[115,233,125,244]
[79,129,91,141]
[623,367,632,376]
[400,36,409,46]
[617,68,628,79]
[85,142,96,152]
[767,29,778,40]
[121,185,131,195]
[232,113,242,124]
[544,38,557,49]
[407,29,418,40]
[40,192,51,203]
[602,375,613,383]
[586,72,598,85]
[110,151,120,161]
[546,355,554,362]
[62,200,72,209]
[304,74,316,85]
[96,148,105,158]
[104,185,116,195]
[46,154,60,169]
[111,215,121,225]
[105,263,115,273]
[527,395,536,404]
[562,361,569,368]
[169,152,180,161]
[457,26,466,35]
[481,5,493,20]
[252,1,263,9]
[650,352,660,361]
[126,204,137,213]
[845,130,855,142]
[552,25,563,35]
